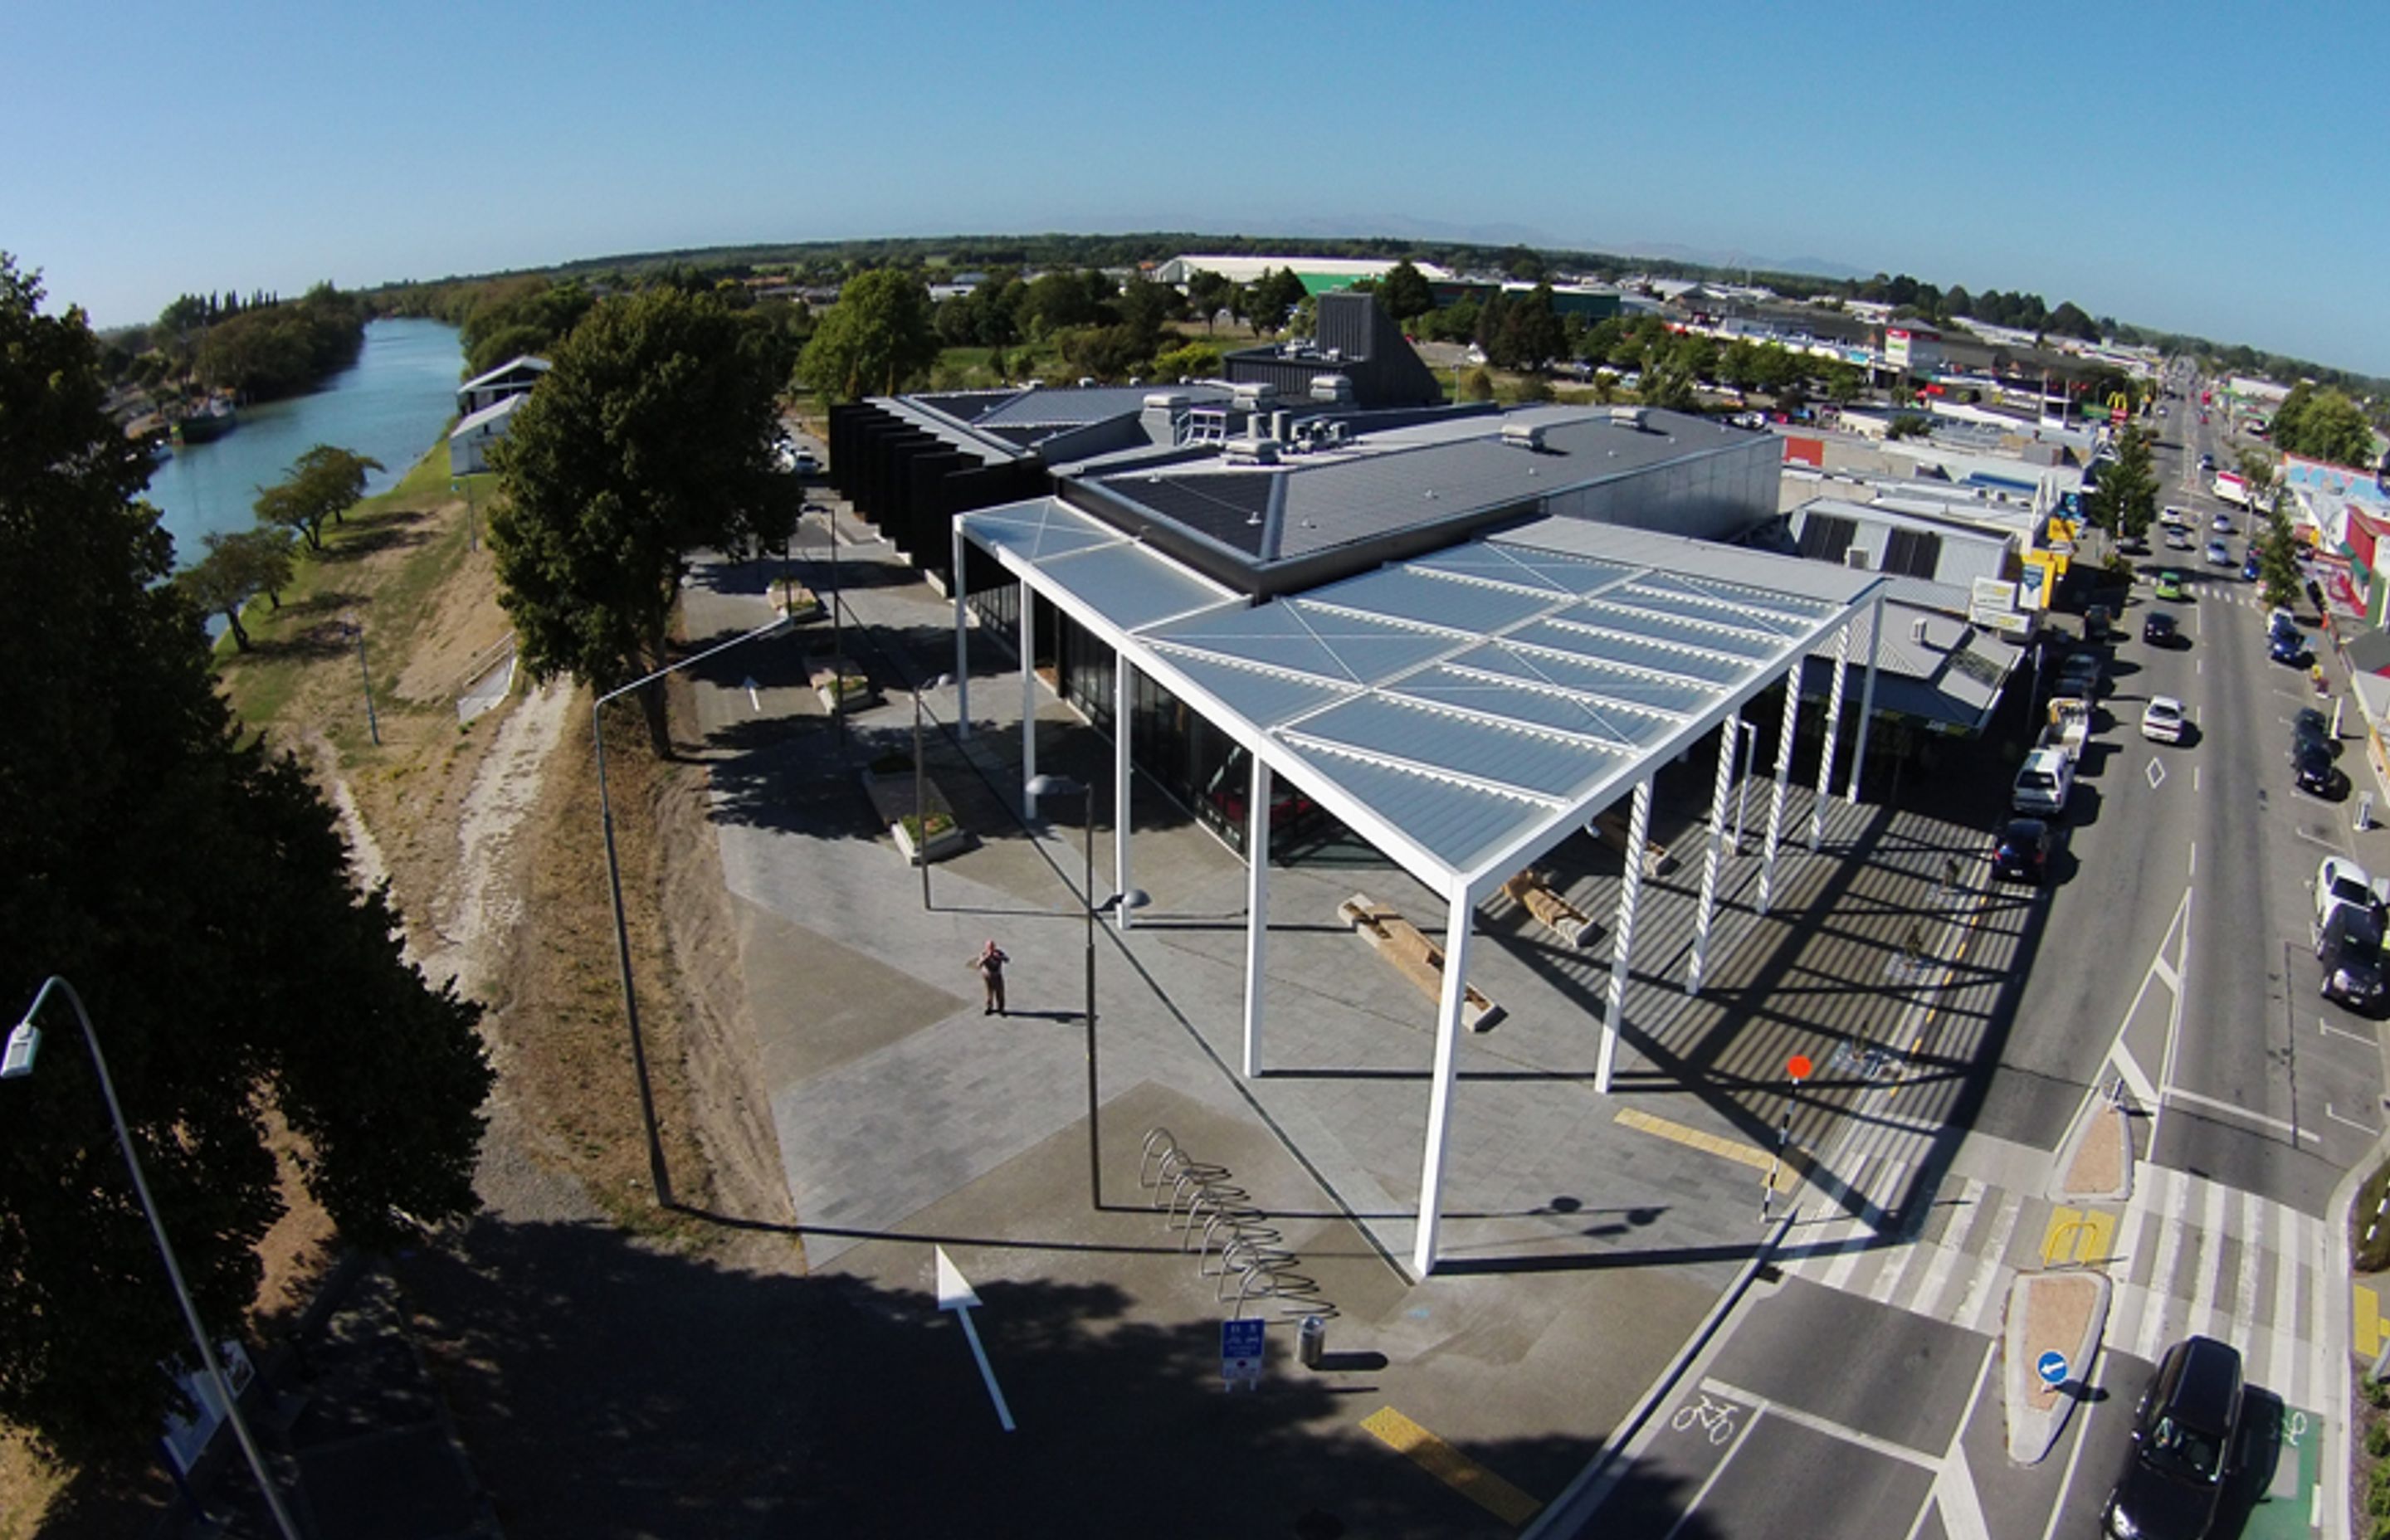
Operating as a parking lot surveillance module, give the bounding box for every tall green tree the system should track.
[491,285,799,700]
[176,529,295,650]
[1378,260,1436,324]
[797,268,939,401]
[2257,492,2302,610]
[1184,270,1233,334]
[254,444,382,552]
[2085,425,2159,542]
[0,255,490,1468]
[1243,268,1306,335]
[2270,383,2376,467]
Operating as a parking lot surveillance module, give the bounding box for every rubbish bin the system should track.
[1298,1314,1325,1369]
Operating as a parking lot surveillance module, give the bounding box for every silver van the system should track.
[2012,747,2074,817]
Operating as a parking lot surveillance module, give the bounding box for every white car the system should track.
[2314,855,2389,930]
[2140,696,2188,743]
[2212,514,2235,533]
[2205,540,2233,565]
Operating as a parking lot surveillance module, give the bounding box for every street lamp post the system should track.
[594,613,793,1207]
[1027,773,1149,1207]
[807,502,843,747]
[344,613,380,747]
[2,977,303,1540]
[913,674,954,910]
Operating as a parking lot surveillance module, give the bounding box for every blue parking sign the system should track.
[1222,1318,1266,1388]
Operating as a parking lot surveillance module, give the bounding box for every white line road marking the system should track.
[1661,1398,1764,1540]
[2235,1191,2264,1329]
[2148,758,2167,791]
[2322,1013,2376,1044]
[1820,1228,1871,1293]
[2270,1212,2305,1408]
[2036,1342,2113,1540]
[2328,1102,2378,1133]
[2188,841,2197,878]
[2111,1045,2160,1106]
[2163,1085,2322,1142]
[2193,762,2202,791]
[1869,1231,1924,1306]
[1700,1377,1939,1469]
[1936,1428,1996,1540]
[2191,1181,2229,1343]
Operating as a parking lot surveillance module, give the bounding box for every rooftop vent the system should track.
[1232,382,1278,405]
[1611,406,1651,431]
[1310,373,1354,404]
[1223,436,1280,466]
[1911,616,1930,645]
[1501,422,1547,451]
[1143,392,1190,412]
[1843,547,1871,570]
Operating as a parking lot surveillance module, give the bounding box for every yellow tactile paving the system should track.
[2357,1284,2382,1357]
[1614,1107,1795,1189]
[2041,1206,2118,1266]
[1361,1406,1543,1527]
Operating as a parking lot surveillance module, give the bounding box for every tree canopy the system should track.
[797,269,939,401]
[2085,426,2159,541]
[490,285,799,693]
[189,283,367,400]
[2257,493,2302,609]
[1378,260,1436,324]
[254,444,383,553]
[2267,383,2378,468]
[0,255,491,1468]
[175,529,295,650]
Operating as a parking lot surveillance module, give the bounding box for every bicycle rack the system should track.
[1139,1127,1342,1323]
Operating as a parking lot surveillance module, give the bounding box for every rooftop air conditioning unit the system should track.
[1843,547,1871,570]
[1501,422,1547,451]
[1310,373,1354,403]
[1232,382,1277,404]
[1612,406,1651,431]
[1223,436,1280,465]
[1143,392,1190,412]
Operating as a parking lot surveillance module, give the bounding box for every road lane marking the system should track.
[2270,1216,2304,1408]
[2191,1181,2229,1344]
[2234,1191,2264,1331]
[1936,1440,1996,1540]
[2329,1102,2379,1133]
[1868,1230,1925,1305]
[1360,1406,1543,1526]
[1659,1399,1763,1540]
[2137,1168,2188,1362]
[1954,1193,2023,1333]
[2322,1016,2374,1045]
[1699,1377,1939,1469]
[2161,1085,2322,1142]
[2111,1045,2159,1106]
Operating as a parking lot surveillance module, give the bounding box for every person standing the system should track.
[972,939,1009,1016]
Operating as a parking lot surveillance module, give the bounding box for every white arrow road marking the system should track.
[935,1247,1016,1432]
[741,675,761,711]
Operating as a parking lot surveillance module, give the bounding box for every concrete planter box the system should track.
[775,585,822,623]
[812,658,876,713]
[861,768,966,865]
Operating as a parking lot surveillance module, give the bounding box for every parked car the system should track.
[2293,707,2339,758]
[2203,539,2233,566]
[2100,1337,2242,1540]
[2271,627,2310,665]
[2012,747,2075,817]
[2154,571,2189,602]
[1989,816,2055,883]
[2295,740,2341,797]
[2165,529,2195,551]
[2199,451,2216,470]
[2056,652,2105,698]
[2319,904,2388,1010]
[2211,514,2234,534]
[2241,550,2261,582]
[2159,506,2190,529]
[2141,696,2188,743]
[2143,611,2179,647]
[2313,855,2384,929]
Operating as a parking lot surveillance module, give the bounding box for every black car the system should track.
[2293,707,2341,758]
[2143,611,2179,646]
[2295,741,2341,797]
[1989,818,2055,883]
[2319,904,2387,1010]
[2102,1337,2243,1539]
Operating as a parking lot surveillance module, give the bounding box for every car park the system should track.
[2203,539,2232,566]
[2153,570,2188,601]
[2141,696,2188,742]
[2101,1337,2242,1540]
[1989,816,2055,883]
[2142,611,2179,647]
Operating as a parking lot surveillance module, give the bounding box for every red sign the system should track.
[1787,1055,1814,1082]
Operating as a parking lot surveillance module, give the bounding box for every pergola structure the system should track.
[954,499,1888,1276]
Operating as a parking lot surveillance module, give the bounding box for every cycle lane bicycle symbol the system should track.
[1670,1391,1744,1446]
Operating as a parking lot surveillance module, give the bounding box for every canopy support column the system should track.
[1018,585,1037,818]
[1845,592,1885,803]
[1687,715,1741,996]
[1411,896,1475,1279]
[953,521,971,738]
[1114,656,1134,931]
[1241,758,1271,1079]
[1756,673,1801,916]
[1594,777,1654,1094]
[1809,622,1852,850]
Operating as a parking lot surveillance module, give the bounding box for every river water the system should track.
[147,317,465,568]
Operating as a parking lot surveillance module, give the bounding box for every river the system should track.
[147,317,465,568]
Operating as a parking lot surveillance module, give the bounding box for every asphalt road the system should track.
[1563,368,2383,1539]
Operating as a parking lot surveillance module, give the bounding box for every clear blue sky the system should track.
[7,0,2383,375]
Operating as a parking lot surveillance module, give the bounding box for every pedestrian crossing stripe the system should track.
[2357,1284,2382,1357]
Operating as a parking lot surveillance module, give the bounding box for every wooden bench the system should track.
[1591,809,1674,877]
[1337,893,1504,1032]
[1500,869,1597,948]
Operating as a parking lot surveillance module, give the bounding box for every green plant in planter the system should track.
[899,811,957,842]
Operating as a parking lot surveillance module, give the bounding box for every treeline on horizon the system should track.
[97,282,368,402]
[358,231,2389,402]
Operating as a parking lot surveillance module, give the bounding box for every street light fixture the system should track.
[594,613,793,1207]
[1027,773,1150,1207]
[912,673,954,910]
[2,977,303,1540]
[806,502,844,746]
